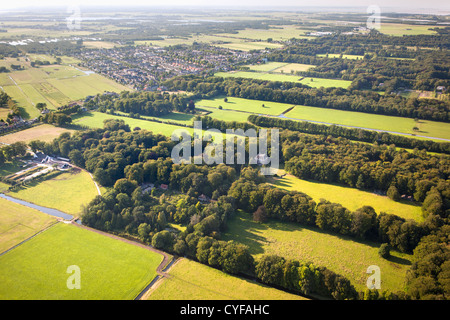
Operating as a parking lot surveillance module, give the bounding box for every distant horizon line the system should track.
[1,4,449,16]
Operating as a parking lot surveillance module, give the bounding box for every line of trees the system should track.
[85,90,199,117]
[228,176,440,254]
[248,114,450,154]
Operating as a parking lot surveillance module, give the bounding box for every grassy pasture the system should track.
[245,62,315,73]
[284,104,450,141]
[148,258,307,300]
[1,84,41,119]
[1,61,129,118]
[218,25,310,41]
[245,62,288,72]
[73,112,194,137]
[200,107,253,122]
[117,111,196,126]
[272,63,316,73]
[379,23,440,36]
[0,223,163,300]
[272,172,423,222]
[0,197,57,254]
[317,53,365,60]
[215,71,352,89]
[0,124,75,144]
[196,96,293,116]
[9,170,99,217]
[223,211,413,293]
[0,107,10,121]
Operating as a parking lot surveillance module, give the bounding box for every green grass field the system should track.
[0,197,57,253]
[148,258,307,300]
[215,71,352,89]
[284,104,450,141]
[245,62,288,72]
[9,170,99,216]
[196,96,293,116]
[200,107,254,122]
[74,112,194,137]
[1,60,129,119]
[317,53,365,60]
[0,223,163,299]
[272,63,316,73]
[218,25,310,41]
[272,172,423,222]
[223,211,412,293]
[379,23,440,36]
[245,62,315,73]
[116,111,196,126]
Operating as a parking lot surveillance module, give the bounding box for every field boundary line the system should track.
[70,221,173,299]
[0,220,59,257]
[137,257,182,300]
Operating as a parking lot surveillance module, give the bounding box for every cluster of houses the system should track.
[75,44,257,90]
[0,117,37,134]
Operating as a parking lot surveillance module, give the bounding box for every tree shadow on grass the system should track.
[386,254,412,266]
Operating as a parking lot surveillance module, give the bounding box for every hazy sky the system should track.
[1,0,449,10]
[0,0,448,14]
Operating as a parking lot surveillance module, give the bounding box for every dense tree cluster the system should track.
[0,141,27,166]
[267,35,450,91]
[406,225,450,299]
[85,90,199,117]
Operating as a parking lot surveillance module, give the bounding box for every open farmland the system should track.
[196,96,293,115]
[223,211,413,293]
[245,62,315,73]
[0,57,129,119]
[218,25,311,41]
[0,124,75,144]
[0,197,56,253]
[284,104,450,141]
[215,71,352,88]
[0,223,163,300]
[379,23,440,36]
[272,63,316,73]
[73,112,194,137]
[9,169,100,217]
[147,258,307,300]
[272,172,423,222]
[316,53,365,60]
